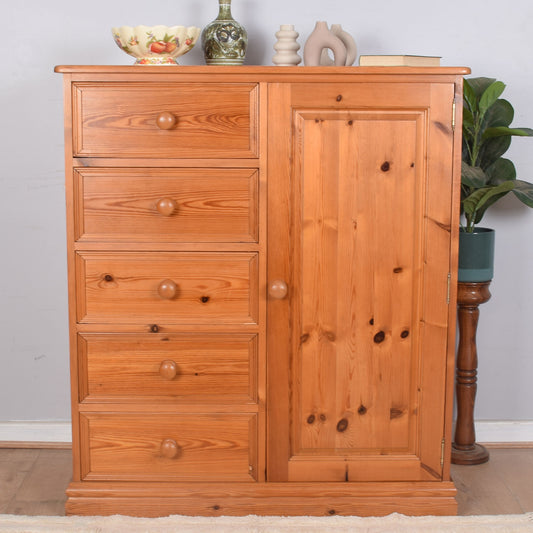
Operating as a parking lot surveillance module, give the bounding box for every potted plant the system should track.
[460,77,533,281]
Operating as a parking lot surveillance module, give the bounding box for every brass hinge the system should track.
[441,438,446,467]
[452,100,456,131]
[446,272,451,304]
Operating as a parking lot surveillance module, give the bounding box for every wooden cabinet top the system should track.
[55,65,470,81]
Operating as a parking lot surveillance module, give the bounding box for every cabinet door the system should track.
[267,82,456,482]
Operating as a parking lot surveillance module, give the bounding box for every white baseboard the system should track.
[0,421,71,444]
[0,420,532,446]
[475,420,533,444]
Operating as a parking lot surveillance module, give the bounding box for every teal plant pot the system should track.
[458,228,495,282]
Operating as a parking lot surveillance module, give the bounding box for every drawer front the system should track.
[76,252,258,324]
[80,413,257,481]
[74,168,258,243]
[78,333,258,402]
[73,82,258,158]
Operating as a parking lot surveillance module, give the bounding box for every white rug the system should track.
[0,513,532,533]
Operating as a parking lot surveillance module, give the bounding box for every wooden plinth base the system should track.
[66,481,458,517]
[451,443,489,465]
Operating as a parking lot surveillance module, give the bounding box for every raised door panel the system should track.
[267,82,456,482]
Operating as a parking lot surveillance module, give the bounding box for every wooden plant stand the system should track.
[452,281,491,465]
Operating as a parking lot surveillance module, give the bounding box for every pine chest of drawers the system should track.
[56,65,469,517]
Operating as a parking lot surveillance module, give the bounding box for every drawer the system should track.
[78,333,258,402]
[76,252,258,324]
[74,168,258,243]
[80,413,257,481]
[72,82,258,158]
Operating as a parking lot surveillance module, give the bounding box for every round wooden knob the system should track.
[156,112,177,130]
[159,360,178,380]
[158,279,178,300]
[156,198,177,216]
[269,279,288,299]
[160,438,180,459]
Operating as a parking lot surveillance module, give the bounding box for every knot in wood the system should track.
[374,331,385,343]
[324,330,336,342]
[336,418,349,432]
[401,330,410,338]
[150,324,159,333]
[358,405,367,415]
[381,161,391,172]
[390,407,404,419]
[307,414,316,424]
[336,94,343,102]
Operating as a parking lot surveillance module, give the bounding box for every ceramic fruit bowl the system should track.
[112,25,201,65]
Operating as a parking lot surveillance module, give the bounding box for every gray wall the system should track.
[1,0,532,425]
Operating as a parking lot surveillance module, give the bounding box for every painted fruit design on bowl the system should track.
[112,25,200,65]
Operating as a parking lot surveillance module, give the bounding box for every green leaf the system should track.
[462,161,489,188]
[513,180,533,207]
[479,81,506,118]
[483,126,533,139]
[478,135,512,168]
[473,189,511,223]
[463,79,478,113]
[485,158,516,184]
[467,77,497,98]
[462,138,472,164]
[483,99,514,128]
[462,107,474,133]
[463,181,515,224]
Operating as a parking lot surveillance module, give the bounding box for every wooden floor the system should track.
[0,447,532,516]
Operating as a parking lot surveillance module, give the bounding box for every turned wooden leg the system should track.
[451,281,491,465]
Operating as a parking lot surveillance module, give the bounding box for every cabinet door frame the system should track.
[267,81,459,482]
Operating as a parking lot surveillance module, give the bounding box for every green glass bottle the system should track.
[201,0,248,65]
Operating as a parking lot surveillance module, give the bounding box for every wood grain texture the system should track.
[57,66,467,516]
[65,480,457,516]
[79,413,257,482]
[75,252,258,324]
[266,83,292,481]
[74,168,258,243]
[295,111,420,459]
[73,82,258,158]
[78,333,258,403]
[267,81,457,484]
[417,82,457,478]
